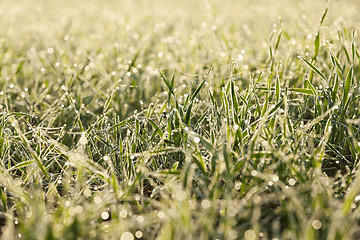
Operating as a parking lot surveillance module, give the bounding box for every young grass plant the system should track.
[0,0,360,239]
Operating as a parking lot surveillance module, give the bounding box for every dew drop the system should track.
[75,206,83,214]
[79,134,88,145]
[288,178,296,186]
[234,182,242,190]
[94,196,102,204]
[201,199,211,209]
[119,210,128,218]
[157,211,165,218]
[244,229,256,240]
[135,231,143,239]
[84,188,92,197]
[312,220,322,230]
[175,190,186,201]
[121,232,134,240]
[136,215,144,223]
[101,211,109,220]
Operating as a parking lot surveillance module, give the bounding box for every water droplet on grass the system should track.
[135,231,143,239]
[136,215,144,223]
[75,206,83,214]
[234,182,242,190]
[201,199,211,209]
[94,196,102,204]
[121,232,134,240]
[175,190,186,201]
[84,188,92,197]
[312,220,322,230]
[157,211,165,218]
[101,212,109,220]
[288,178,296,186]
[119,210,128,218]
[47,48,54,54]
[244,229,256,240]
[79,134,88,145]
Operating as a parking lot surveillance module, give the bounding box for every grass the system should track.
[1,0,360,239]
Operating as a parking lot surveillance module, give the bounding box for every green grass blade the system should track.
[299,55,326,81]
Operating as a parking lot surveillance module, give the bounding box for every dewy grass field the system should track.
[1,0,360,239]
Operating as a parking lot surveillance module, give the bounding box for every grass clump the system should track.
[1,0,360,239]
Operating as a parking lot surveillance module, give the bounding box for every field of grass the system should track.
[1,0,360,239]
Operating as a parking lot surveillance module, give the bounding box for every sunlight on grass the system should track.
[0,0,360,239]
